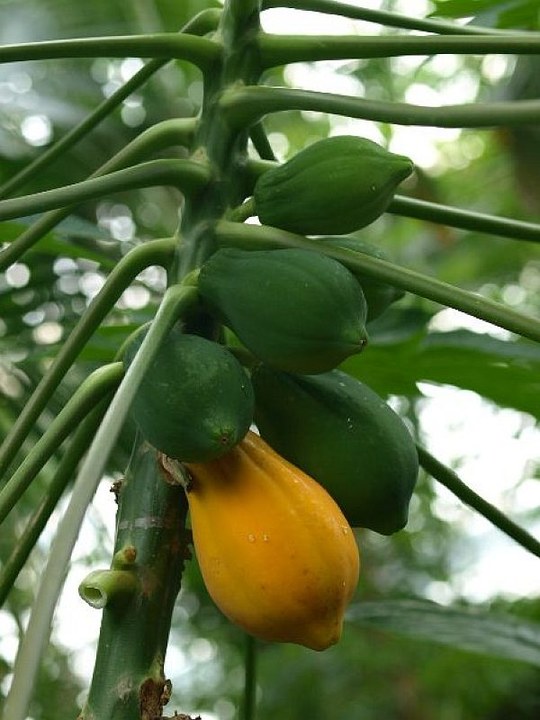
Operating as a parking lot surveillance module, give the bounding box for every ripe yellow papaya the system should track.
[184,431,360,651]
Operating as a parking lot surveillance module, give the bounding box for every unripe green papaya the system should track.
[124,326,254,462]
[252,365,419,535]
[253,136,413,235]
[320,236,405,322]
[198,247,368,374]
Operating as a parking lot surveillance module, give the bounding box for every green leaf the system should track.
[430,0,521,19]
[1,220,120,269]
[348,599,540,666]
[429,0,540,28]
[344,312,540,418]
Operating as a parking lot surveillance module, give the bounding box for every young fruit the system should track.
[184,431,360,651]
[252,366,419,535]
[320,236,405,322]
[123,326,254,462]
[198,247,368,373]
[253,135,413,235]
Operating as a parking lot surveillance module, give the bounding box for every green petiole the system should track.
[3,283,196,720]
[0,118,197,270]
[261,0,527,36]
[258,33,540,68]
[214,220,540,344]
[0,363,123,524]
[0,398,110,606]
[221,85,540,130]
[244,159,540,244]
[417,445,540,559]
[0,237,176,479]
[0,33,220,70]
[0,158,211,222]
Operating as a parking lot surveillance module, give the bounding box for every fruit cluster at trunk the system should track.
[125,132,416,650]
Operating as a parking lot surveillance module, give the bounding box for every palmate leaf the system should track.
[344,308,540,419]
[348,599,540,667]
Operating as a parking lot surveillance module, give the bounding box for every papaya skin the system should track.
[252,367,419,535]
[198,247,368,374]
[183,431,360,651]
[253,135,413,235]
[317,236,405,322]
[123,326,254,462]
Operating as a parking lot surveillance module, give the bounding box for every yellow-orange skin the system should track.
[185,431,360,651]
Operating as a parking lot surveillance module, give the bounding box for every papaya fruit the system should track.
[252,366,419,535]
[124,325,254,462]
[184,431,360,651]
[198,247,368,373]
[253,135,413,235]
[320,236,405,322]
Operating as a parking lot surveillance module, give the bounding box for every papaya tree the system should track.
[1,0,540,718]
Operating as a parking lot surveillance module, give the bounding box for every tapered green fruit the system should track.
[252,365,419,535]
[198,247,368,374]
[253,135,413,235]
[124,326,254,462]
[320,236,405,322]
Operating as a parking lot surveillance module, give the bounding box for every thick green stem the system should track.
[0,400,109,606]
[0,238,176,479]
[417,445,540,559]
[79,440,188,719]
[220,85,540,129]
[258,33,540,68]
[175,0,263,278]
[262,0,521,36]
[0,363,123,524]
[213,220,540,343]
[0,34,220,69]
[0,120,195,270]
[0,158,210,222]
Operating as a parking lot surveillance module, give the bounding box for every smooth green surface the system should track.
[252,366,419,534]
[124,327,254,462]
[199,247,368,373]
[253,135,413,234]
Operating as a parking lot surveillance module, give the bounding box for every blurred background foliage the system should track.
[1,0,540,718]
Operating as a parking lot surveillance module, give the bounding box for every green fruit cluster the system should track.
[126,133,417,533]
